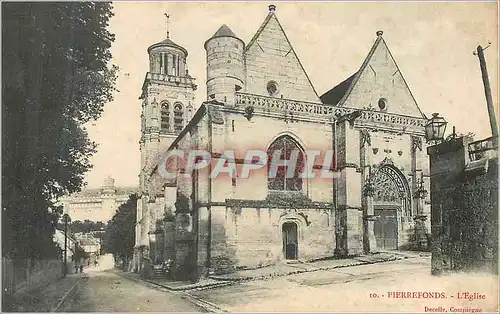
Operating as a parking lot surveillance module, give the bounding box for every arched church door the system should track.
[282,222,298,260]
[371,165,410,251]
[374,208,398,250]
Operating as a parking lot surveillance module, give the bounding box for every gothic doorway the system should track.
[374,208,398,250]
[371,164,411,251]
[282,222,298,260]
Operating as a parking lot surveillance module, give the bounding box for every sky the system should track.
[83,1,498,189]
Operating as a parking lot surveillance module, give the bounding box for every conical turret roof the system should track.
[211,24,237,39]
[204,24,244,49]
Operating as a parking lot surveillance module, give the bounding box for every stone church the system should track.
[133,4,431,280]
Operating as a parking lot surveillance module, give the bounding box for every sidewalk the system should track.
[3,273,85,312]
[208,251,422,282]
[122,251,427,292]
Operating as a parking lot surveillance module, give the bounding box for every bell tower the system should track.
[139,14,197,192]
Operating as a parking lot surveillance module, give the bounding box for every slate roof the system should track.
[320,72,358,105]
[211,24,237,39]
[148,37,188,56]
[204,24,244,49]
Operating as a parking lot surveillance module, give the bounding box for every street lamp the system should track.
[425,113,448,144]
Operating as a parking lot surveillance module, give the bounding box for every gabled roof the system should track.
[320,72,357,105]
[321,31,425,118]
[245,12,273,53]
[335,34,383,107]
[244,8,321,101]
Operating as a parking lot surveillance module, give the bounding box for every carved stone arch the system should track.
[160,100,171,109]
[160,101,171,132]
[372,164,412,216]
[266,131,307,153]
[173,101,184,111]
[173,102,184,132]
[266,135,306,192]
[277,211,307,240]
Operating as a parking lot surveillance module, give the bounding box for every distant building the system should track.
[59,176,138,223]
[53,229,77,261]
[74,233,101,256]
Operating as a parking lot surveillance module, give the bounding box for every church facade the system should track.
[134,5,431,281]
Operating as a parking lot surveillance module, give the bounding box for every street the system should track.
[55,254,498,313]
[190,256,499,312]
[61,255,201,312]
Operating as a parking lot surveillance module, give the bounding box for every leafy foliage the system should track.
[103,194,137,261]
[440,167,498,272]
[69,220,106,234]
[2,2,117,260]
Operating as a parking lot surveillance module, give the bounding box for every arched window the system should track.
[174,103,184,132]
[267,135,305,192]
[161,103,170,132]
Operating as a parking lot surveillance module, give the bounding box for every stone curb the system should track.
[51,275,87,312]
[181,294,230,313]
[208,255,407,283]
[116,254,415,292]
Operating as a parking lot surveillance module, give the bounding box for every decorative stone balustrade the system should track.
[235,92,427,129]
[146,72,196,86]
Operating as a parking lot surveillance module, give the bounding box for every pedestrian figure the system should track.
[79,265,83,273]
[75,265,78,274]
[94,260,98,267]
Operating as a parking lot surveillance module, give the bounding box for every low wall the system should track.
[2,258,63,298]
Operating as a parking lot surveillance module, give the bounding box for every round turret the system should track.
[101,176,116,195]
[148,37,188,77]
[204,24,245,104]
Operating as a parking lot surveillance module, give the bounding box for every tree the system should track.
[2,2,117,261]
[103,194,137,266]
[64,220,106,234]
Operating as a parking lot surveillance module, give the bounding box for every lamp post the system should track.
[424,112,450,273]
[425,113,448,145]
[63,213,70,277]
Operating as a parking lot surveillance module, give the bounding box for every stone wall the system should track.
[206,205,334,274]
[205,36,245,103]
[2,258,63,300]
[428,136,498,274]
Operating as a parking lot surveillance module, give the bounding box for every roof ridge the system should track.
[245,12,321,101]
[337,36,383,107]
[382,38,426,118]
[338,35,425,118]
[245,12,273,53]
